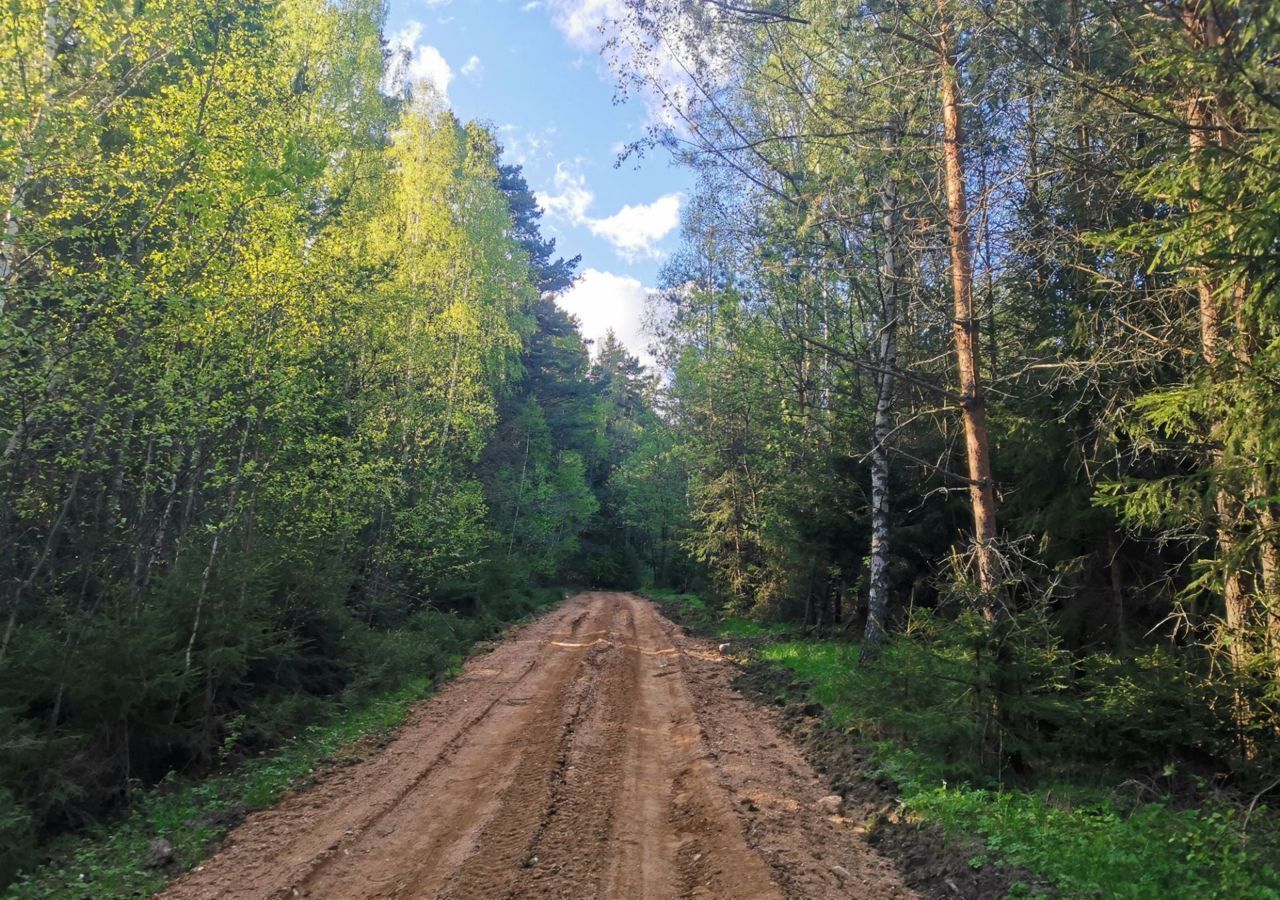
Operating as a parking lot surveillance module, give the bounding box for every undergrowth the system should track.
[3,589,565,899]
[645,588,792,641]
[759,637,1280,899]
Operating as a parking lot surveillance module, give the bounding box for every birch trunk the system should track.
[862,165,902,658]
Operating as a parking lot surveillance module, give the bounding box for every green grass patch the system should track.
[644,588,708,613]
[760,638,1280,899]
[644,589,715,633]
[716,616,791,640]
[645,589,792,642]
[758,641,860,719]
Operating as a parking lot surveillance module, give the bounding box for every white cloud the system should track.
[536,162,681,261]
[588,194,682,261]
[408,44,453,95]
[557,268,658,365]
[537,162,594,222]
[544,0,626,50]
[383,21,453,100]
[461,55,484,83]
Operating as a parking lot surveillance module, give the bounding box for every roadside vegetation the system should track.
[617,2,1280,895]
[3,588,562,899]
[0,2,677,888]
[658,591,1280,899]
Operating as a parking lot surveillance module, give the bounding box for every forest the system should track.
[2,0,1280,897]
[0,0,679,882]
[630,0,1280,778]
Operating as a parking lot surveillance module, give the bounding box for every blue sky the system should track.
[384,0,692,364]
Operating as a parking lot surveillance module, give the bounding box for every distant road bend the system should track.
[161,592,915,900]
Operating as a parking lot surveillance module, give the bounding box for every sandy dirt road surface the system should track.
[160,592,915,900]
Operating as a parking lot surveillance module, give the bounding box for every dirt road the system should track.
[161,593,915,899]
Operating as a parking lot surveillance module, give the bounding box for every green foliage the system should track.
[646,589,792,641]
[760,635,1280,899]
[3,676,433,900]
[0,790,35,888]
[635,0,1280,808]
[6,0,1280,893]
[763,600,1279,785]
[0,0,632,885]
[892,763,1280,900]
[2,587,560,898]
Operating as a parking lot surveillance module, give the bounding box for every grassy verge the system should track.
[759,637,1280,900]
[3,590,565,900]
[643,588,793,641]
[654,590,1280,899]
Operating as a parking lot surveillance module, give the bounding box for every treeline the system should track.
[621,0,1280,779]
[0,0,673,881]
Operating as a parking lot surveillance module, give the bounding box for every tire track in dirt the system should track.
[288,604,615,900]
[160,598,601,900]
[656,612,914,898]
[159,593,916,900]
[492,600,645,899]
[432,612,618,900]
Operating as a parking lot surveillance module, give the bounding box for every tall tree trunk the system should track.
[1182,3,1251,674]
[862,160,902,660]
[182,416,252,675]
[1,406,105,664]
[936,0,999,599]
[440,332,463,450]
[1184,3,1224,364]
[507,432,532,559]
[1106,524,1127,650]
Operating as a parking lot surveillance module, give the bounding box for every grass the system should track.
[645,588,792,641]
[3,591,564,900]
[889,763,1280,899]
[643,585,1280,900]
[757,641,860,717]
[3,677,441,900]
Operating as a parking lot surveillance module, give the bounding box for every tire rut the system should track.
[501,598,645,899]
[433,616,616,900]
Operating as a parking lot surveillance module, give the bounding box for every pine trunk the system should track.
[936,0,999,600]
[1183,3,1252,674]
